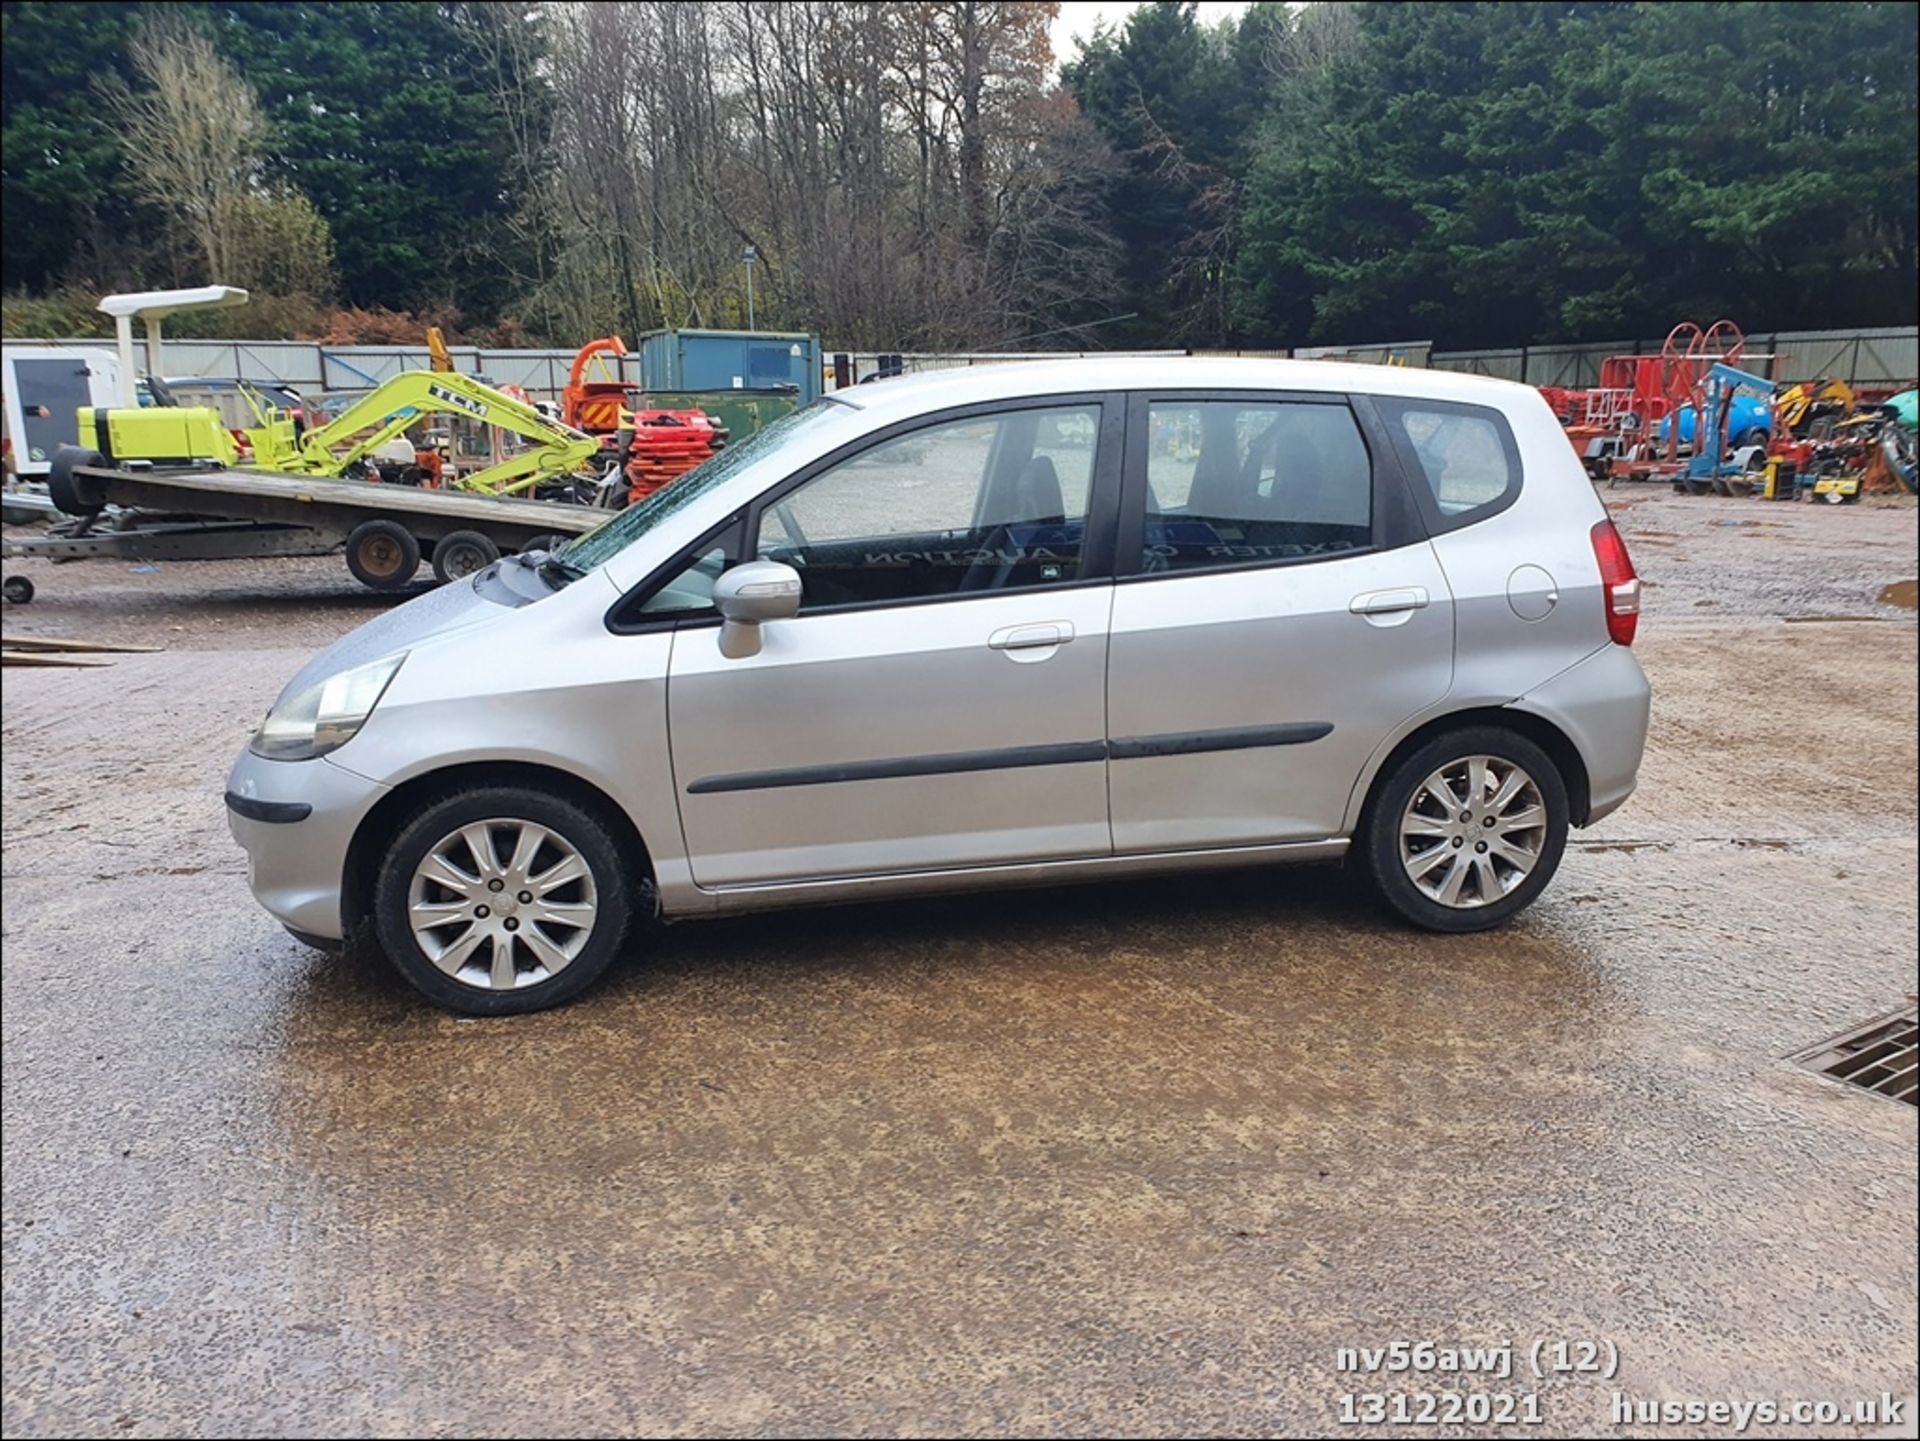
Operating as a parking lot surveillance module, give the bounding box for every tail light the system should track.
[1590,518,1640,646]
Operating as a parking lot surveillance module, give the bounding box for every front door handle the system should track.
[988,621,1073,651]
[1349,587,1430,616]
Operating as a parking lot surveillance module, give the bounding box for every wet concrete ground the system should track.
[3,489,1916,1436]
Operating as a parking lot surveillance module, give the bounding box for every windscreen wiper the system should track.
[534,552,586,589]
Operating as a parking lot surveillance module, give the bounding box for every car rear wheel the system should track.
[372,786,638,1014]
[1358,726,1569,932]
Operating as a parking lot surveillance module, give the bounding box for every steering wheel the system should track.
[958,524,1018,592]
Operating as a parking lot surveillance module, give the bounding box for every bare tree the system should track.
[100,13,337,298]
[1265,1,1363,85]
[529,0,1105,349]
[103,16,265,282]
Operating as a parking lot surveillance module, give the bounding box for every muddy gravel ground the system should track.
[3,487,1915,1438]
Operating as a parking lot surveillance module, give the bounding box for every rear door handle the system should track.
[989,621,1073,651]
[1349,587,1430,616]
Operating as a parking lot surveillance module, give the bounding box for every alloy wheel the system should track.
[1399,755,1547,909]
[407,818,598,990]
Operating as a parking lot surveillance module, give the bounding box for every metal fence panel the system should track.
[1855,330,1919,387]
[1765,328,1918,387]
[830,349,1184,384]
[14,324,1915,403]
[473,351,562,394]
[156,340,249,379]
[1773,331,1860,383]
[1292,339,1434,368]
[1431,348,1526,380]
[232,342,326,387]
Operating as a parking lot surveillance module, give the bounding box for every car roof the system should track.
[830,355,1533,421]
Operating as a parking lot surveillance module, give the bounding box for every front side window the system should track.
[755,404,1099,609]
[1141,399,1371,573]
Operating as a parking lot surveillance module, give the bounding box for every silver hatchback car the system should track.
[228,359,1650,1014]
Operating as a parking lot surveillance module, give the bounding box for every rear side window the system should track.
[1140,399,1372,573]
[1377,397,1520,526]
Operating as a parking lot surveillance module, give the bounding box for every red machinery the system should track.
[562,336,726,504]
[1545,320,1756,481]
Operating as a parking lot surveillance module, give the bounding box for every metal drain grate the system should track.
[1793,1006,1918,1107]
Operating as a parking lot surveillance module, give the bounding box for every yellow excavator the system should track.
[65,290,600,501]
[79,367,599,498]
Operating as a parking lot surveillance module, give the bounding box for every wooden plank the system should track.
[1,649,112,667]
[1,634,164,653]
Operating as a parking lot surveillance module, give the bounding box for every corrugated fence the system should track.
[1424,327,1918,390]
[7,327,1914,401]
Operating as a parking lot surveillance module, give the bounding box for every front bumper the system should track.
[226,748,389,940]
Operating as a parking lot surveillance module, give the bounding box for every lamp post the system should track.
[742,244,757,332]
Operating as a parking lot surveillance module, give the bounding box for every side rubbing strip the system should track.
[684,724,1332,795]
[1107,722,1333,760]
[685,740,1108,795]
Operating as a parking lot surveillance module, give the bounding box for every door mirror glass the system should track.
[713,560,803,658]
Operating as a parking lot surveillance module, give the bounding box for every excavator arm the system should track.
[279,371,600,493]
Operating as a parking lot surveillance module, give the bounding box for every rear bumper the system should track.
[1511,643,1650,825]
[226,749,388,940]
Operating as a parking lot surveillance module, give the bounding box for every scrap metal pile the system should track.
[1540,319,1918,502]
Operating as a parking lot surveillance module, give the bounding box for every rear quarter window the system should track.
[1375,397,1522,529]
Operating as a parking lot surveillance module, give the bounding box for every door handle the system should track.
[989,621,1073,651]
[1349,587,1430,616]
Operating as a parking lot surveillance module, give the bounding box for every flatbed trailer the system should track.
[3,463,610,595]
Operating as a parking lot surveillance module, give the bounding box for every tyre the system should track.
[47,445,108,516]
[2,575,33,604]
[1356,725,1570,933]
[372,786,638,1015]
[344,518,421,591]
[521,533,569,555]
[431,528,500,584]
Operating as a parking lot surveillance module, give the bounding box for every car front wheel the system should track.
[1358,726,1570,932]
[372,786,638,1014]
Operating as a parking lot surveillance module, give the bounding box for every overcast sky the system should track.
[1050,1,1252,66]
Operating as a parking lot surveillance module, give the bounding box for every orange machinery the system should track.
[562,336,726,504]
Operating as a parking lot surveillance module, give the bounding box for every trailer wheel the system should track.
[431,529,500,584]
[345,519,421,591]
[520,533,569,556]
[48,446,108,516]
[3,575,34,604]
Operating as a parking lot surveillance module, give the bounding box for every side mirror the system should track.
[712,560,802,659]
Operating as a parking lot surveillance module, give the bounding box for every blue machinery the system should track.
[1682,361,1776,492]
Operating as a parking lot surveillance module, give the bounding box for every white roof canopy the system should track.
[97,286,250,322]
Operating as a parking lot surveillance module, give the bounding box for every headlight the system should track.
[251,653,406,761]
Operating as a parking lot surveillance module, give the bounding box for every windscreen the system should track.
[560,401,848,573]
